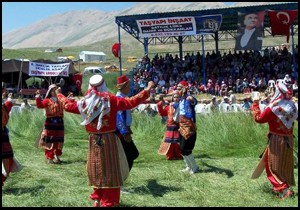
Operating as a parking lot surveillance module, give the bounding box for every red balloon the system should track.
[112,43,120,58]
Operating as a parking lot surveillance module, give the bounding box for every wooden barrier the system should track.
[20,89,47,98]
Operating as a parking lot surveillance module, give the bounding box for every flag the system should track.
[72,73,83,92]
[112,43,120,58]
[268,10,298,43]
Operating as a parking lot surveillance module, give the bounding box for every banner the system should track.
[136,16,196,38]
[235,11,265,51]
[195,14,222,34]
[268,10,298,43]
[29,62,70,77]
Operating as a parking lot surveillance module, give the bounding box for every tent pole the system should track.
[118,24,122,76]
[17,60,24,97]
[201,35,206,86]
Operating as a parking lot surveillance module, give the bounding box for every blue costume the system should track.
[116,91,139,171]
[176,81,199,174]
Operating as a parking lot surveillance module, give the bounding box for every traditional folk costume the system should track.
[36,84,65,164]
[250,75,298,200]
[176,81,199,174]
[2,97,23,186]
[156,96,182,160]
[60,75,151,207]
[115,75,139,171]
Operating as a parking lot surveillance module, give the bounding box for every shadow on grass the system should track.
[194,154,234,178]
[129,179,182,197]
[2,185,45,196]
[200,161,234,178]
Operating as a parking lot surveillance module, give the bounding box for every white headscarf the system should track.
[268,76,298,129]
[77,75,111,130]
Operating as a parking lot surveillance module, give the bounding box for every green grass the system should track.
[2,110,298,207]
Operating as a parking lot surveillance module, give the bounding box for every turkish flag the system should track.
[268,10,298,43]
[72,73,83,92]
[112,43,120,58]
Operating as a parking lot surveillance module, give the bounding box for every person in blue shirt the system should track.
[115,75,139,171]
[175,81,199,174]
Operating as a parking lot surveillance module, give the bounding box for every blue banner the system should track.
[195,14,222,34]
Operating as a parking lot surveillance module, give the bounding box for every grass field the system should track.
[2,108,298,207]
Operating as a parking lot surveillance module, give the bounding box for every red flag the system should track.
[268,10,298,43]
[72,73,83,92]
[112,43,120,58]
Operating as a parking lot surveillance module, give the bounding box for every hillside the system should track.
[2,2,282,49]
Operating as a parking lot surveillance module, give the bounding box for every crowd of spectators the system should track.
[131,45,298,99]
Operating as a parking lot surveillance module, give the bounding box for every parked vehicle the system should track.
[83,66,106,75]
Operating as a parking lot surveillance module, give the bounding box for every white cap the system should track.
[89,75,104,87]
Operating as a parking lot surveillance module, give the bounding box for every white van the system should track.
[83,66,106,75]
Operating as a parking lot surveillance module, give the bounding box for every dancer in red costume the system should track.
[59,75,154,207]
[250,75,298,200]
[2,93,23,186]
[156,91,182,160]
[35,84,65,164]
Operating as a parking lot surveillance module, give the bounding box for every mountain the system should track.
[2,2,276,49]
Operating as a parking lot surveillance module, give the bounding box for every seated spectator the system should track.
[249,78,259,92]
[241,98,252,112]
[220,81,227,97]
[228,90,236,104]
[219,96,230,112]
[208,96,219,112]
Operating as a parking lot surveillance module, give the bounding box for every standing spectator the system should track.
[61,75,154,207]
[176,81,199,174]
[35,84,65,164]
[250,76,298,200]
[2,93,23,186]
[156,92,182,160]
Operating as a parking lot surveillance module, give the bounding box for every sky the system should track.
[2,2,235,34]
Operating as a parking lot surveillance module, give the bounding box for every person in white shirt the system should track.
[292,80,298,96]
[20,98,33,111]
[157,76,166,87]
